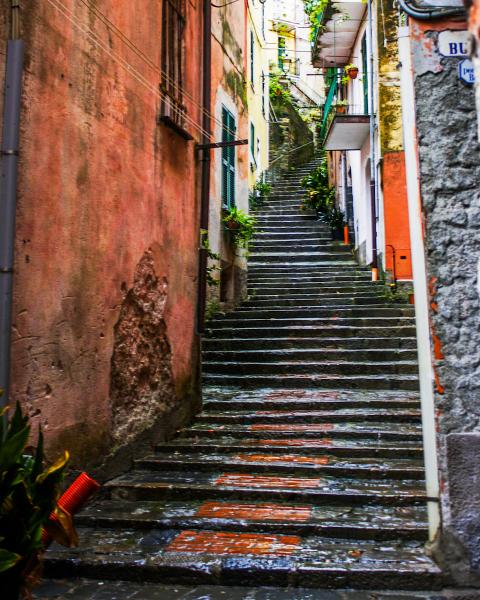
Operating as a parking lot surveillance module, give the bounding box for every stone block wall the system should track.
[410,17,480,585]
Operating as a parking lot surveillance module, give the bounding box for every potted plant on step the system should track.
[345,64,359,79]
[223,206,257,249]
[322,206,346,241]
[249,181,272,210]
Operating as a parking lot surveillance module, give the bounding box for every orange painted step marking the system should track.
[235,453,330,465]
[165,530,301,556]
[215,473,322,489]
[256,438,334,447]
[196,501,313,522]
[251,424,334,432]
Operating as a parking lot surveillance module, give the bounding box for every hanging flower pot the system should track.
[225,218,240,231]
[345,64,359,80]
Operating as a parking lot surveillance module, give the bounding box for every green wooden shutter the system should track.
[222,107,236,208]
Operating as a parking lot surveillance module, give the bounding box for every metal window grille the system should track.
[160,0,188,131]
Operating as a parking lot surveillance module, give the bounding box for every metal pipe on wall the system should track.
[196,0,212,335]
[367,0,378,276]
[398,25,441,540]
[0,18,24,408]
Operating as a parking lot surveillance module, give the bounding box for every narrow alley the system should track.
[38,160,441,595]
[1,0,480,598]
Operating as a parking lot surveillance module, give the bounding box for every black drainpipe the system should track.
[0,2,24,408]
[196,0,212,335]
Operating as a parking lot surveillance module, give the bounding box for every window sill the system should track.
[158,115,193,141]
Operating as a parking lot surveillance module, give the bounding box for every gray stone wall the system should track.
[410,21,480,585]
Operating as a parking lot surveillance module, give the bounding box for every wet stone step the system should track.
[74,500,428,541]
[231,311,415,322]
[210,317,415,329]
[104,469,427,506]
[157,436,423,459]
[203,349,418,363]
[200,387,420,407]
[195,408,421,424]
[203,337,418,351]
[206,326,418,339]
[202,374,420,391]
[138,453,424,480]
[44,528,441,589]
[240,298,394,308]
[182,421,422,440]
[203,361,419,377]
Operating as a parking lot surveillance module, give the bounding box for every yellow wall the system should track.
[247,1,270,187]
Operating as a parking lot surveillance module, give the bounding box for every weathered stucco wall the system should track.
[8,1,203,470]
[209,2,249,308]
[410,18,480,585]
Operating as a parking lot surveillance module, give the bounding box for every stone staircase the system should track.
[43,159,442,593]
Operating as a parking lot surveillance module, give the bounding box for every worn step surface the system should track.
[43,158,439,592]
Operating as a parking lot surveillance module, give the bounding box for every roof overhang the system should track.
[324,114,370,150]
[312,0,366,68]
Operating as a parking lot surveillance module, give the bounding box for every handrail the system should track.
[268,139,316,169]
[319,77,338,142]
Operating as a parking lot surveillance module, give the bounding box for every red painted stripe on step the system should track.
[255,438,334,447]
[196,502,313,521]
[251,424,334,432]
[165,530,301,556]
[234,453,330,465]
[215,473,322,489]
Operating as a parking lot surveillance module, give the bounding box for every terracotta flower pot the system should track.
[335,105,347,114]
[226,219,240,231]
[347,68,359,79]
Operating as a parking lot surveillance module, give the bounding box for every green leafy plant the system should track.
[201,230,220,288]
[0,401,72,599]
[301,153,336,215]
[223,207,257,250]
[205,299,223,322]
[249,181,272,210]
[269,72,292,105]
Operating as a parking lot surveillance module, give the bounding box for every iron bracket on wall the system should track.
[196,139,248,151]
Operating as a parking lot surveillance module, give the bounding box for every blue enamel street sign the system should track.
[459,59,475,85]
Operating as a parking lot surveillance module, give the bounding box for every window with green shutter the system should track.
[222,107,236,208]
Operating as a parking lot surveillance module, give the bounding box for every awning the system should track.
[324,114,370,150]
[312,1,366,68]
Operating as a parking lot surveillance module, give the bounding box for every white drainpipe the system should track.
[398,26,440,540]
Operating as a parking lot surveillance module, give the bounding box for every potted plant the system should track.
[223,206,257,249]
[249,181,272,210]
[345,64,359,79]
[0,401,89,599]
[322,206,346,240]
[334,99,348,114]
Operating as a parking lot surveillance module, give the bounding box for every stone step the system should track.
[249,253,353,264]
[248,274,373,283]
[73,499,428,541]
[182,421,422,441]
[250,243,350,252]
[105,469,427,506]
[137,452,424,480]
[233,306,414,317]
[156,437,424,459]
[203,348,418,363]
[207,326,417,339]
[209,317,414,329]
[240,297,393,307]
[203,361,418,377]
[44,527,441,589]
[202,394,420,412]
[254,231,332,240]
[202,374,419,391]
[203,337,418,351]
[196,407,421,425]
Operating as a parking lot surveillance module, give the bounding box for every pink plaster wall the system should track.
[8,0,203,465]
